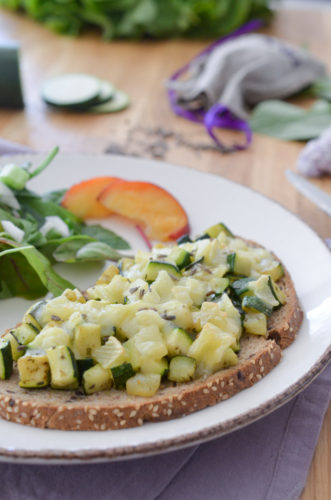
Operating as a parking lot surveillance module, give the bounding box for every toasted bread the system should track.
[0,260,302,431]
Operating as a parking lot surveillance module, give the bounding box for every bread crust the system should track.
[0,254,303,431]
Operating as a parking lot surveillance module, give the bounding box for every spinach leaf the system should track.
[249,99,331,141]
[81,224,130,250]
[76,242,122,262]
[0,240,74,299]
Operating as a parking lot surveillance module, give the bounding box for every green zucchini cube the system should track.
[18,351,50,388]
[46,345,79,390]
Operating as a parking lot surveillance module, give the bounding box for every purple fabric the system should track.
[167,20,261,152]
[0,140,331,500]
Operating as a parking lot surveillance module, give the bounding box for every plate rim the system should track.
[0,151,330,463]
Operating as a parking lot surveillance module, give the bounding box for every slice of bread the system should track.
[0,260,303,431]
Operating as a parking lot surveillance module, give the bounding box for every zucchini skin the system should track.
[0,339,13,380]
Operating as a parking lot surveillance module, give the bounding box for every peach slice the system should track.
[98,180,189,242]
[62,176,121,219]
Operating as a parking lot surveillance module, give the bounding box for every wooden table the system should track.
[0,6,330,498]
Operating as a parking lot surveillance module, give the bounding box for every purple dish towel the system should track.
[0,140,330,500]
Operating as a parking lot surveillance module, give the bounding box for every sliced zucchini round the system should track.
[86,89,130,114]
[42,73,101,108]
[94,79,115,105]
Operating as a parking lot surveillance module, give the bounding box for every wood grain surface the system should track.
[0,6,330,499]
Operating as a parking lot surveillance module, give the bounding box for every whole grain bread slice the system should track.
[0,258,303,431]
[0,335,281,430]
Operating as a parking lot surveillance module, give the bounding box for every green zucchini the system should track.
[242,295,273,317]
[165,327,193,357]
[0,338,13,380]
[204,222,234,238]
[169,247,191,269]
[227,252,252,276]
[46,345,79,390]
[3,331,25,360]
[140,357,169,377]
[168,356,196,383]
[86,89,130,114]
[82,364,112,395]
[145,261,181,282]
[177,234,192,244]
[12,323,38,346]
[74,322,101,358]
[231,277,256,296]
[18,350,50,388]
[111,362,135,389]
[243,312,267,336]
[76,358,95,382]
[42,73,101,108]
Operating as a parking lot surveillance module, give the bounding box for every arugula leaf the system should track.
[81,224,130,250]
[249,99,331,141]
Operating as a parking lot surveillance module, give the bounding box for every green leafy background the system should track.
[0,0,273,39]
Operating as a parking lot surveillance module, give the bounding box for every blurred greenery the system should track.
[0,0,273,39]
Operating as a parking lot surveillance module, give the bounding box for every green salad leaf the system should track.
[0,147,130,300]
[0,0,273,39]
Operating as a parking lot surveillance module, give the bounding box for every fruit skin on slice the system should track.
[62,176,121,219]
[98,180,189,242]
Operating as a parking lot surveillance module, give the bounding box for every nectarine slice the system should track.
[98,180,189,241]
[62,176,121,219]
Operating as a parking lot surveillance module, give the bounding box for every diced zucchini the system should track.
[168,356,196,383]
[145,261,181,282]
[204,222,234,239]
[168,247,192,269]
[242,296,273,317]
[243,312,267,335]
[258,261,284,282]
[207,277,230,301]
[12,323,38,346]
[188,323,236,374]
[76,358,95,382]
[118,257,135,274]
[74,323,101,358]
[183,257,204,274]
[3,331,25,360]
[0,338,13,380]
[22,300,45,331]
[194,233,210,241]
[227,252,252,276]
[268,276,286,305]
[93,336,128,369]
[134,326,168,359]
[82,364,112,395]
[222,347,238,367]
[111,362,136,389]
[18,350,50,388]
[231,277,256,296]
[28,326,71,350]
[95,263,119,285]
[165,327,193,357]
[126,373,161,397]
[46,345,79,390]
[177,234,192,244]
[140,357,168,376]
[123,338,141,371]
[248,275,282,308]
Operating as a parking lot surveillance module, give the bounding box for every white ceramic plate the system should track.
[0,153,330,464]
